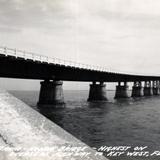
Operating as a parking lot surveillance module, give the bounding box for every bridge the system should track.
[0,46,160,106]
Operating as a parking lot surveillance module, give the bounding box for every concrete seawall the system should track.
[0,89,108,160]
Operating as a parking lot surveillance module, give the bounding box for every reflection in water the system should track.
[11,90,160,160]
[38,107,65,127]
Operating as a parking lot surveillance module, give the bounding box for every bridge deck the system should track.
[0,46,160,82]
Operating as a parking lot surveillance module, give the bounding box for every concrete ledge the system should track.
[0,89,108,160]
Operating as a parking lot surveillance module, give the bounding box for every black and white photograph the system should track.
[0,0,160,160]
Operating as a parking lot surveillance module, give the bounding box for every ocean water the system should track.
[10,90,160,160]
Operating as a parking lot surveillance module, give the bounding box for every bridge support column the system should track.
[152,81,160,95]
[88,82,107,101]
[38,80,64,107]
[143,81,153,96]
[131,81,143,97]
[115,82,129,99]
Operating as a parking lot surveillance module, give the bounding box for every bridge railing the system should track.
[0,46,160,77]
[0,46,114,73]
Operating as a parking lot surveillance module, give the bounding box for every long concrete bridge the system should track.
[0,46,160,107]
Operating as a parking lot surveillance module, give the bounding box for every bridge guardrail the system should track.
[0,46,113,73]
[1,46,157,76]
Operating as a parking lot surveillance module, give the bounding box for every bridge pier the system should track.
[131,81,143,97]
[115,82,129,98]
[37,80,64,107]
[88,82,107,101]
[143,81,153,96]
[152,81,160,95]
[114,82,129,99]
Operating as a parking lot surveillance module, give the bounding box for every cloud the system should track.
[0,0,160,74]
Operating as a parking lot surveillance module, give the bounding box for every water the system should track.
[10,90,160,160]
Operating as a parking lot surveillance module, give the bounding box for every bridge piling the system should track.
[115,82,129,98]
[143,81,153,96]
[152,80,160,95]
[37,80,64,107]
[87,82,107,101]
[131,81,143,97]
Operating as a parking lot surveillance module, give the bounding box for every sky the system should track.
[0,0,160,90]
